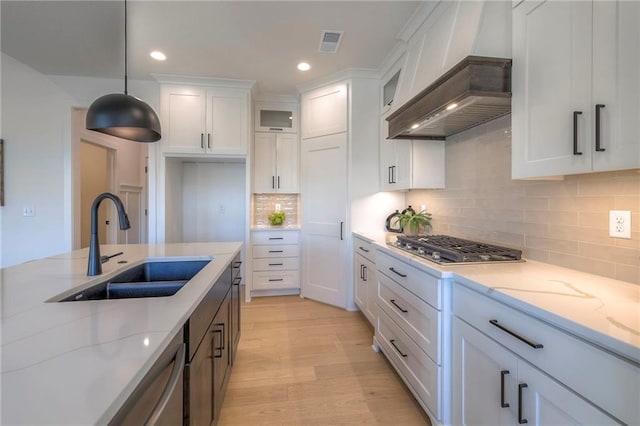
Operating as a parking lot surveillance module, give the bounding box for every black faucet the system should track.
[87,192,131,276]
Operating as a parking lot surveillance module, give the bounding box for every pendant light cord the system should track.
[124,0,128,95]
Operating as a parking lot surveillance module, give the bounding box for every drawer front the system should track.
[353,237,374,261]
[253,257,299,271]
[376,249,441,310]
[377,272,441,365]
[252,244,299,259]
[252,231,299,245]
[252,270,300,290]
[377,309,441,420]
[453,282,640,425]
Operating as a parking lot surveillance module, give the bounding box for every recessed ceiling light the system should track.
[297,62,311,71]
[446,103,458,111]
[150,51,166,61]
[411,124,420,130]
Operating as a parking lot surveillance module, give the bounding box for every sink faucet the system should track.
[87,192,131,276]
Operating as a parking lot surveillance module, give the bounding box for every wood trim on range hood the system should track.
[387,56,512,140]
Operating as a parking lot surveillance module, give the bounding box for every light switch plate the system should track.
[609,210,631,239]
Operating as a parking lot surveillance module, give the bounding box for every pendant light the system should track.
[86,0,161,142]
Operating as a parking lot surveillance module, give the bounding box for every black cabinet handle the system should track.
[389,339,408,358]
[268,278,284,282]
[268,237,284,240]
[232,261,242,268]
[207,133,211,149]
[271,176,275,189]
[388,267,407,278]
[268,250,284,253]
[518,383,528,424]
[360,264,365,280]
[233,277,241,285]
[269,263,284,266]
[362,265,367,282]
[390,299,408,313]
[500,370,510,408]
[269,127,283,131]
[573,111,583,155]
[340,222,344,240]
[489,320,543,349]
[277,176,280,189]
[359,246,370,253]
[200,133,204,149]
[212,329,223,358]
[595,104,606,152]
[388,166,393,184]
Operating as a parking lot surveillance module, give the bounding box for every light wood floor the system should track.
[218,294,431,426]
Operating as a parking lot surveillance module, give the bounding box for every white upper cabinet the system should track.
[255,102,298,133]
[253,133,298,193]
[301,83,347,139]
[161,84,250,156]
[512,0,640,179]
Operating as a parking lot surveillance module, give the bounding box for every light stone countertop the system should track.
[354,231,640,364]
[0,242,242,425]
[250,225,301,231]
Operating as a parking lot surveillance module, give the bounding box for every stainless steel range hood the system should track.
[387,56,512,140]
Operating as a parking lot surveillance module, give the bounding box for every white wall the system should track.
[1,53,158,266]
[1,53,75,266]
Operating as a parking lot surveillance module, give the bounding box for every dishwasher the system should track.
[109,331,185,425]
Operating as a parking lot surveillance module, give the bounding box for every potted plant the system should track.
[397,210,432,236]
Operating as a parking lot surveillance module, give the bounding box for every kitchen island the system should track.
[1,242,242,425]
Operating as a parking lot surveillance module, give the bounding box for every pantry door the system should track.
[301,132,348,308]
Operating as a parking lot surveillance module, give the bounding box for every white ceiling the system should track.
[1,1,422,95]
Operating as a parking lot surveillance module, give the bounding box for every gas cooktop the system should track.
[391,234,523,264]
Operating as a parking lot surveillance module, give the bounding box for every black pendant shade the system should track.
[86,93,161,142]
[85,0,161,143]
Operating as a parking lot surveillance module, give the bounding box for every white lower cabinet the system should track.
[251,230,300,293]
[353,236,376,326]
[452,282,636,425]
[375,249,445,422]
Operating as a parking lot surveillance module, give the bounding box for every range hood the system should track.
[387,56,512,140]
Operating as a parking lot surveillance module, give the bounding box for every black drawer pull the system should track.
[500,370,510,408]
[595,104,606,152]
[573,111,583,155]
[268,278,284,282]
[390,299,408,313]
[268,250,284,253]
[389,267,407,278]
[489,320,543,349]
[268,263,283,266]
[389,339,408,358]
[359,246,370,253]
[269,237,284,240]
[269,127,283,131]
[518,383,528,424]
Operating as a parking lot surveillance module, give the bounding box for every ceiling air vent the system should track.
[319,31,343,53]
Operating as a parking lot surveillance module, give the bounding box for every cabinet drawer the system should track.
[253,271,300,290]
[354,237,374,261]
[453,282,639,425]
[377,309,441,420]
[252,231,299,245]
[252,244,299,258]
[253,257,299,271]
[377,272,441,365]
[376,249,441,310]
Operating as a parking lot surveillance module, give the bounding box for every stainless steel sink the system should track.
[57,259,211,302]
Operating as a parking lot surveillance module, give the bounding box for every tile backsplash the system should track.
[253,193,299,227]
[407,116,640,284]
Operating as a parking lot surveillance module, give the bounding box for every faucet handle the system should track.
[100,251,124,264]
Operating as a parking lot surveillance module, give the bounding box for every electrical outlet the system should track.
[420,204,426,213]
[22,206,35,217]
[275,204,281,212]
[609,210,631,239]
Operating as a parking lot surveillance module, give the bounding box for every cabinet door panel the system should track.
[275,133,299,193]
[452,317,518,426]
[592,1,640,172]
[188,335,213,426]
[512,0,592,178]
[254,133,277,193]
[162,86,207,154]
[301,83,347,139]
[518,362,617,425]
[207,89,248,155]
